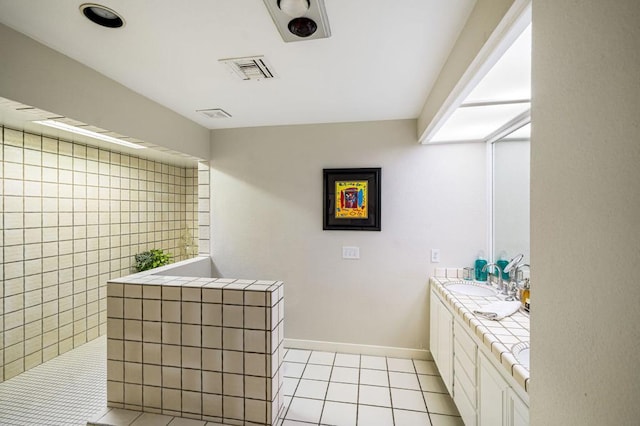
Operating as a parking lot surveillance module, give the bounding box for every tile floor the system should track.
[0,338,462,426]
[0,335,107,426]
[280,349,462,426]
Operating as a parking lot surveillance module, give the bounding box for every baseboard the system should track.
[284,338,432,360]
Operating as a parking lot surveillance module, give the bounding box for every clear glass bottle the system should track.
[521,278,530,312]
[496,251,509,280]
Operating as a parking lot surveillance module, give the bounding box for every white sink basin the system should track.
[512,342,530,370]
[444,281,497,297]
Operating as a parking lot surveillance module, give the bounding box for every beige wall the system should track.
[210,120,487,350]
[531,1,640,424]
[0,23,209,160]
[0,126,198,382]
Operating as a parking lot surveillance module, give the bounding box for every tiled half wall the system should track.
[106,278,285,425]
[0,126,206,382]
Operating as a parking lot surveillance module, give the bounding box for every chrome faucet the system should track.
[509,263,530,299]
[503,253,529,300]
[482,263,505,294]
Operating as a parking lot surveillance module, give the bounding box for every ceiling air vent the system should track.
[197,109,232,119]
[219,56,277,81]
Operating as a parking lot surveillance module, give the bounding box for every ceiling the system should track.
[0,0,477,130]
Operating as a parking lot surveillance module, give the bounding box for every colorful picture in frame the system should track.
[335,180,368,219]
[323,168,381,231]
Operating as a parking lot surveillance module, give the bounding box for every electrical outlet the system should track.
[431,249,441,263]
[342,246,360,260]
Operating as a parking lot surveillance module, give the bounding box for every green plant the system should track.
[134,249,172,272]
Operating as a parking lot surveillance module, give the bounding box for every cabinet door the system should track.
[478,353,508,426]
[431,291,453,395]
[508,388,529,426]
[430,290,439,367]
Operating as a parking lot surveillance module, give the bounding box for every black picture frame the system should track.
[323,168,381,231]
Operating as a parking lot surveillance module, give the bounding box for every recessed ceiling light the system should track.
[33,120,144,149]
[80,3,125,28]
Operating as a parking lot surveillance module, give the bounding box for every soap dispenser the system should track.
[474,251,488,281]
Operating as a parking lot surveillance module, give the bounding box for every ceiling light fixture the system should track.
[278,0,310,17]
[80,3,125,28]
[263,0,330,42]
[33,120,144,149]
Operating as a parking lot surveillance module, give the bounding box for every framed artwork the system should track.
[323,168,381,231]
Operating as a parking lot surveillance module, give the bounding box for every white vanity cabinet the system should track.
[430,284,529,426]
[509,388,530,426]
[478,352,529,426]
[454,321,478,426]
[430,289,453,394]
[478,351,509,425]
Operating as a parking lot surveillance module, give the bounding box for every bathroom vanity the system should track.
[105,257,285,425]
[430,276,530,426]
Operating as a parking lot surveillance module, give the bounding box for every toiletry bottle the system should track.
[496,251,509,280]
[521,279,530,312]
[475,252,488,281]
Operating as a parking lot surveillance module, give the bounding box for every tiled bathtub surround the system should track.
[0,126,199,383]
[106,274,285,425]
[430,277,530,392]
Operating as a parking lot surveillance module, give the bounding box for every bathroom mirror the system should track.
[492,124,530,264]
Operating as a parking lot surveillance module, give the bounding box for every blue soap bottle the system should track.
[475,251,488,281]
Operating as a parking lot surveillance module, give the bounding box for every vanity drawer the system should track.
[454,374,477,426]
[454,320,478,365]
[454,356,477,407]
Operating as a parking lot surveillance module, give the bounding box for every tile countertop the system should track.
[109,271,283,295]
[430,277,530,393]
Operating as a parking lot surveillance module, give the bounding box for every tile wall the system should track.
[0,126,201,383]
[106,279,285,425]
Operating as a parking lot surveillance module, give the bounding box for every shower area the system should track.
[0,124,210,423]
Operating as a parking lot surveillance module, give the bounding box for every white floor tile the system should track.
[389,371,421,390]
[283,377,300,396]
[334,353,360,368]
[414,360,439,375]
[97,408,143,425]
[424,392,460,416]
[302,364,332,381]
[358,384,391,407]
[393,408,432,426]
[131,412,173,425]
[330,366,360,384]
[170,418,207,425]
[284,397,324,423]
[295,379,328,400]
[418,374,448,393]
[284,349,312,363]
[360,355,387,371]
[308,351,336,365]
[387,358,415,373]
[321,401,357,426]
[356,405,394,426]
[429,414,465,426]
[283,361,305,378]
[326,382,358,404]
[359,369,389,387]
[390,388,427,412]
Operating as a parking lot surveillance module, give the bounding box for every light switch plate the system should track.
[342,246,360,260]
[431,249,441,263]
